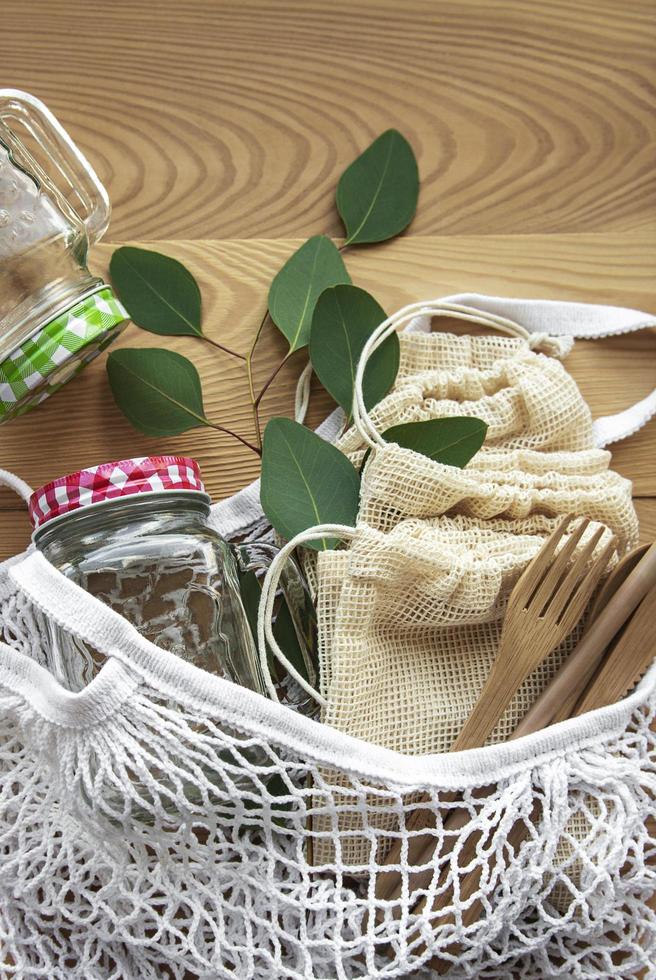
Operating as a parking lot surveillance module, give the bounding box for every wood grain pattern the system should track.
[2,0,654,240]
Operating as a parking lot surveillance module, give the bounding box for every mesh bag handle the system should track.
[0,467,33,504]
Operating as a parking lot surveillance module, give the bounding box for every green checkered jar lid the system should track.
[0,286,128,423]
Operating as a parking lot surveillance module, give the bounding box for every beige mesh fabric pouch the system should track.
[278,301,640,865]
[321,303,638,748]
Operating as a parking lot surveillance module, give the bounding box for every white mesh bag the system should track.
[1,294,655,980]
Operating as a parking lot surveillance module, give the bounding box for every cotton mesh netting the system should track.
[1,322,655,978]
[1,577,655,980]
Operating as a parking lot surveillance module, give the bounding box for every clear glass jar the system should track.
[30,456,319,826]
[0,90,127,422]
[30,456,317,709]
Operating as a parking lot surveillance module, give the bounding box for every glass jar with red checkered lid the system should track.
[30,455,317,713]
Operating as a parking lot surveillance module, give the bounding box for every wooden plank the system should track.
[635,498,656,542]
[2,0,654,240]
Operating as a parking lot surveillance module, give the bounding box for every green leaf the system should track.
[106,348,209,436]
[260,418,360,550]
[110,246,202,337]
[268,236,351,352]
[381,417,488,467]
[336,130,419,245]
[237,568,280,684]
[271,595,311,684]
[309,284,398,415]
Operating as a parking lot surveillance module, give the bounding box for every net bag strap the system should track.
[440,292,656,448]
[0,468,33,503]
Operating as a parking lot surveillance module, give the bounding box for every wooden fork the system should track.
[375,514,617,906]
[450,515,617,751]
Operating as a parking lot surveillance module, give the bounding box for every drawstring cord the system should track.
[352,299,538,449]
[256,525,356,708]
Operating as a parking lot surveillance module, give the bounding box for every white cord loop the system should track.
[352,300,532,450]
[256,524,357,708]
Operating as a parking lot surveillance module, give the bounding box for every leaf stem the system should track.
[245,308,270,450]
[206,420,262,456]
[254,352,291,408]
[203,335,246,360]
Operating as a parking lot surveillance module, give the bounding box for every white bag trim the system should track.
[0,466,33,502]
[4,546,654,790]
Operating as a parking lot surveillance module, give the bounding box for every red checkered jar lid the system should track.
[29,456,206,531]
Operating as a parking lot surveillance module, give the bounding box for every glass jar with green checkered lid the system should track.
[0,90,129,422]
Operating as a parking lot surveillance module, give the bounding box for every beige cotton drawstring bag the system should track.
[262,300,640,867]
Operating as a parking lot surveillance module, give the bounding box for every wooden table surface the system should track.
[1,0,654,558]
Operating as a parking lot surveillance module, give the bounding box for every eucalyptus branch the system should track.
[245,308,270,450]
[106,130,419,459]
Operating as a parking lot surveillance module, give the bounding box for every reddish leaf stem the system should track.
[203,335,246,359]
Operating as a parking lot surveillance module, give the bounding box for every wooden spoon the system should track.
[575,582,656,714]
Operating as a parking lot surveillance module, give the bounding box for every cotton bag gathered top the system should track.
[0,294,654,979]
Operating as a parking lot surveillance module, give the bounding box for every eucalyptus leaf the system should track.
[272,596,310,684]
[237,568,274,668]
[106,348,209,436]
[110,246,202,337]
[381,417,488,467]
[268,236,351,352]
[261,418,360,550]
[309,284,398,415]
[336,130,419,245]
